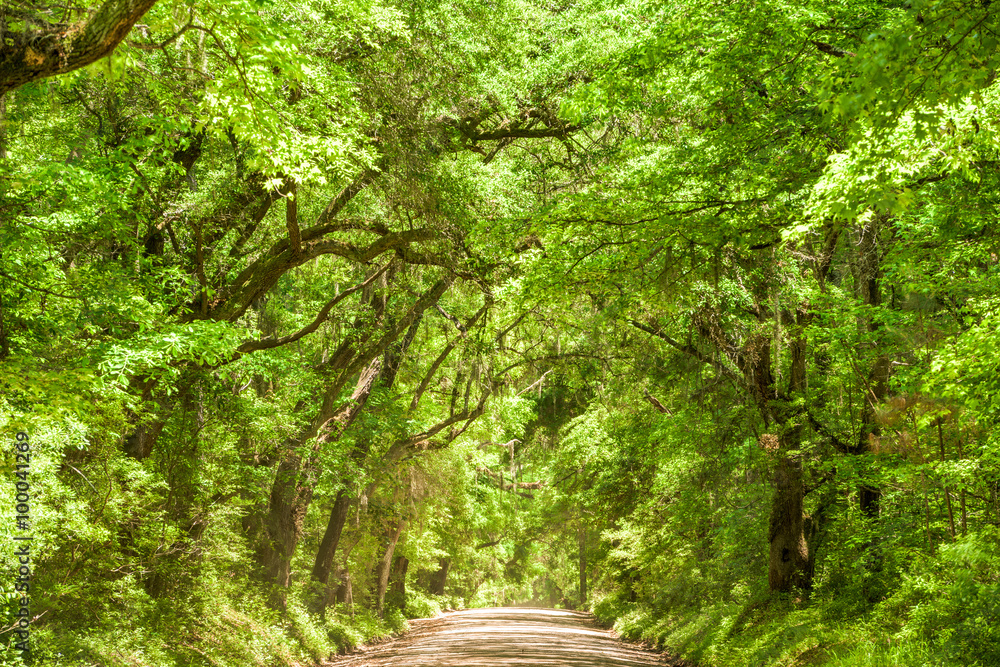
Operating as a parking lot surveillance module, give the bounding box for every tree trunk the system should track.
[259,453,315,608]
[767,324,811,593]
[957,436,967,536]
[387,555,409,611]
[124,391,177,460]
[331,528,364,613]
[307,309,425,611]
[854,217,889,517]
[0,290,8,360]
[768,452,809,592]
[939,423,956,539]
[336,568,354,612]
[256,359,381,608]
[312,491,353,587]
[390,556,409,597]
[0,94,6,161]
[858,349,889,518]
[924,478,934,550]
[429,557,450,595]
[578,522,587,607]
[375,519,406,617]
[992,481,999,526]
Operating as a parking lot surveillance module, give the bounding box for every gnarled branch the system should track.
[0,0,160,95]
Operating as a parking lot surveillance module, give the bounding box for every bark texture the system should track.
[375,518,406,617]
[257,359,380,607]
[766,322,811,593]
[768,451,809,592]
[308,307,428,611]
[387,555,409,610]
[0,0,160,95]
[852,217,889,517]
[578,522,587,606]
[311,491,352,590]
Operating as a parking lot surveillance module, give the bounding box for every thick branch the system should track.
[434,304,464,330]
[516,370,552,397]
[311,168,383,231]
[0,0,160,95]
[643,389,671,414]
[229,261,392,361]
[206,227,437,322]
[812,40,855,58]
[308,277,453,424]
[386,387,492,465]
[317,359,382,443]
[476,538,504,550]
[284,179,301,256]
[227,189,282,260]
[465,125,580,141]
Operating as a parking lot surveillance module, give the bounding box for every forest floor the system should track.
[322,607,682,667]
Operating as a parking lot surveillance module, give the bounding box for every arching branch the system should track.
[0,0,160,95]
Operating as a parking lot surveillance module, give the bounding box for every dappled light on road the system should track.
[327,607,675,666]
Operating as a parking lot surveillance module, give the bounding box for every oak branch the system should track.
[0,0,160,95]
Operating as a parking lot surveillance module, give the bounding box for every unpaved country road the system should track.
[325,607,679,667]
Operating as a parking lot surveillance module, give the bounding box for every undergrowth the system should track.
[593,528,1000,667]
[22,584,436,667]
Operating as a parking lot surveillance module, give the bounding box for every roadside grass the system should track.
[591,526,1000,667]
[595,590,991,667]
[26,588,414,667]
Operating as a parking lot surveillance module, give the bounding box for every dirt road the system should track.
[324,607,678,666]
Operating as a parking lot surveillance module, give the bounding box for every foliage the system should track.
[2,0,1000,665]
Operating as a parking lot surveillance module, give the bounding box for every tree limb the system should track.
[643,389,671,414]
[465,125,580,141]
[328,277,453,401]
[205,227,438,322]
[311,167,383,231]
[409,304,488,410]
[0,0,161,95]
[230,261,392,360]
[283,178,301,256]
[516,370,552,397]
[811,40,855,58]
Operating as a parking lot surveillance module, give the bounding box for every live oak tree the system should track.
[3,0,1000,664]
[532,0,1000,595]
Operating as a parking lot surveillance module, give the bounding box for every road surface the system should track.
[324,607,680,666]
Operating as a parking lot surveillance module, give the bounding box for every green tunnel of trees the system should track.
[1,0,999,665]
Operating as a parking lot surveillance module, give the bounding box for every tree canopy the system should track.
[2,0,999,665]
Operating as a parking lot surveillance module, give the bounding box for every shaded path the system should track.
[325,607,678,666]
